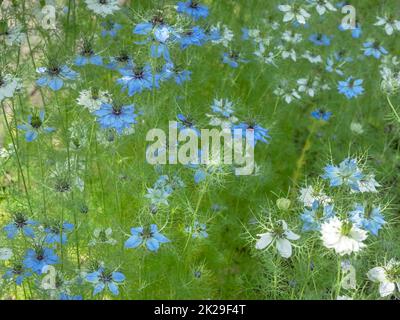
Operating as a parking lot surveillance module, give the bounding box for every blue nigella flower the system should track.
[206,26,222,42]
[23,247,59,274]
[363,41,388,59]
[125,224,170,252]
[86,267,125,296]
[349,204,385,236]
[233,122,271,146]
[133,14,167,36]
[338,77,364,99]
[322,158,363,191]
[2,263,32,286]
[300,201,335,232]
[106,52,134,70]
[334,51,353,63]
[339,21,362,38]
[177,1,209,20]
[150,26,173,62]
[178,26,207,49]
[101,21,122,37]
[117,64,155,96]
[309,33,331,46]
[222,51,248,68]
[36,65,77,91]
[44,221,74,244]
[3,212,36,239]
[158,63,192,85]
[311,109,332,121]
[93,102,138,134]
[75,42,103,66]
[59,293,83,300]
[185,221,208,238]
[17,111,55,142]
[177,114,200,136]
[242,28,250,40]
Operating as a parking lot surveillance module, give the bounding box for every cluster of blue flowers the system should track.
[300,158,385,237]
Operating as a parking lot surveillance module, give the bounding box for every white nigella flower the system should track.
[298,185,331,207]
[1,24,26,46]
[254,43,278,66]
[337,295,353,300]
[308,0,336,16]
[274,83,301,104]
[211,24,234,47]
[281,30,303,44]
[280,46,297,62]
[89,228,117,246]
[321,217,368,256]
[278,4,310,25]
[0,144,13,159]
[76,88,111,112]
[374,15,400,36]
[302,51,322,64]
[0,248,13,260]
[380,66,400,95]
[255,220,300,258]
[297,77,320,97]
[367,259,400,297]
[0,74,22,101]
[248,29,261,42]
[84,0,120,17]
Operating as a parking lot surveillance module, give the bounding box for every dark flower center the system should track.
[48,66,61,76]
[99,271,113,283]
[104,20,115,30]
[151,15,164,26]
[112,104,123,115]
[14,215,28,228]
[50,225,61,234]
[30,115,42,129]
[134,69,144,79]
[182,118,194,127]
[230,51,239,60]
[99,230,108,241]
[12,265,23,275]
[372,41,381,50]
[365,204,374,218]
[140,227,153,239]
[82,45,94,56]
[189,1,199,8]
[99,0,108,4]
[80,204,89,214]
[91,87,99,100]
[35,249,45,261]
[116,53,129,62]
[55,179,71,192]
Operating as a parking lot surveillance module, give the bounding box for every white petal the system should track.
[283,12,295,22]
[255,233,273,250]
[276,238,292,258]
[278,5,291,12]
[285,230,300,241]
[367,267,387,283]
[379,282,395,297]
[385,24,394,35]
